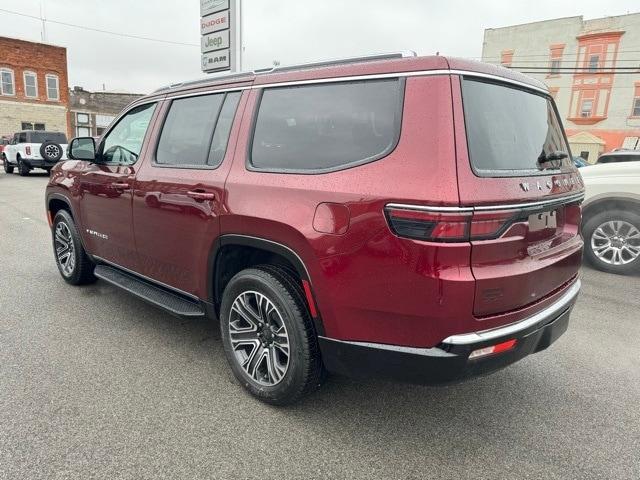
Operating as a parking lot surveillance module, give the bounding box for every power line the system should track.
[0,7,198,47]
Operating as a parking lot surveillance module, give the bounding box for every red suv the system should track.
[46,53,584,405]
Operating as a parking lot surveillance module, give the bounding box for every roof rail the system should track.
[257,50,417,75]
[152,51,417,94]
[152,71,255,94]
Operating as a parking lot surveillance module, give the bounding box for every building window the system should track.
[45,74,59,100]
[1,68,15,96]
[632,83,640,117]
[588,55,600,72]
[21,122,45,130]
[77,113,89,124]
[77,126,91,137]
[500,50,514,67]
[580,99,593,117]
[633,98,640,118]
[548,44,565,77]
[23,71,38,98]
[96,127,106,136]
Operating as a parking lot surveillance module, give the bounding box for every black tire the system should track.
[2,155,13,174]
[40,141,63,162]
[17,157,29,176]
[583,209,640,275]
[220,265,323,405]
[52,210,96,285]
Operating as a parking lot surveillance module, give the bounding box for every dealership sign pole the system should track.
[200,0,242,73]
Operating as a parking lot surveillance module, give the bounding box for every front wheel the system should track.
[52,210,96,285]
[220,266,324,405]
[3,156,14,174]
[583,209,640,275]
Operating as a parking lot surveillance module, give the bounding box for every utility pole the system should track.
[40,0,47,42]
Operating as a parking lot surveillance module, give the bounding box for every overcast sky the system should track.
[0,0,638,94]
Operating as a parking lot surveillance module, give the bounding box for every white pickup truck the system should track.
[2,130,68,176]
[581,161,640,274]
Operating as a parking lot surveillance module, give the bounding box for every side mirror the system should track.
[68,137,96,161]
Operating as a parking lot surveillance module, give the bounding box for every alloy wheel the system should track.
[228,291,290,386]
[54,221,76,276]
[591,220,640,266]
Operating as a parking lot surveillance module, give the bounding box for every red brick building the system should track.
[0,36,70,138]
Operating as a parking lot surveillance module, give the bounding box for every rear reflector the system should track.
[468,339,517,359]
[385,206,517,242]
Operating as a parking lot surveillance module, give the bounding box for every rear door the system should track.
[132,90,244,298]
[453,76,584,317]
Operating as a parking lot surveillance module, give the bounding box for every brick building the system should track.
[483,13,640,162]
[69,87,143,138]
[0,36,70,138]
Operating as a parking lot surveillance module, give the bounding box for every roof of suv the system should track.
[16,130,66,135]
[143,53,548,103]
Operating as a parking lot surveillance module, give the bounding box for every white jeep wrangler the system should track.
[2,130,68,176]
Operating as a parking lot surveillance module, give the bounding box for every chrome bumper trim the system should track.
[442,279,581,345]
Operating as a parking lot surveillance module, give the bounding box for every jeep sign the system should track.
[200,0,238,73]
[201,30,229,53]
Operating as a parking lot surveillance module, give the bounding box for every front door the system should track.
[78,102,157,270]
[133,90,243,298]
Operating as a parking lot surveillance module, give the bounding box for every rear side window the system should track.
[462,79,570,176]
[598,154,640,164]
[156,91,241,168]
[27,132,67,144]
[251,79,403,173]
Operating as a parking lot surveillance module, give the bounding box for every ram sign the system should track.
[200,0,235,73]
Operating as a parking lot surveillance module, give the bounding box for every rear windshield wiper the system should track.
[538,150,568,169]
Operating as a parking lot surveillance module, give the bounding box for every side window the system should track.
[250,79,403,172]
[208,91,241,167]
[156,93,224,166]
[101,103,156,165]
[18,132,27,143]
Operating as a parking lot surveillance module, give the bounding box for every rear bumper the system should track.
[23,158,61,168]
[318,279,581,385]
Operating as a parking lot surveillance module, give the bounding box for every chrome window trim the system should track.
[442,279,581,345]
[149,69,548,102]
[386,192,585,214]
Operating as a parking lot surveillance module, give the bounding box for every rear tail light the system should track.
[468,339,517,359]
[385,206,517,242]
[25,146,31,155]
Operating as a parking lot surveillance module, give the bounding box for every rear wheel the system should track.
[220,265,323,405]
[17,157,29,176]
[52,210,96,285]
[584,209,640,275]
[2,155,13,174]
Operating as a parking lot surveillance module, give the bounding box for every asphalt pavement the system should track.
[1,170,639,480]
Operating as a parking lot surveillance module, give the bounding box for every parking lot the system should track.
[0,170,638,480]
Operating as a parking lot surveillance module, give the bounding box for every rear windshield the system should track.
[597,154,640,164]
[27,132,67,144]
[462,79,570,176]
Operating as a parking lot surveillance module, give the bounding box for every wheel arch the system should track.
[208,234,323,334]
[582,194,640,223]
